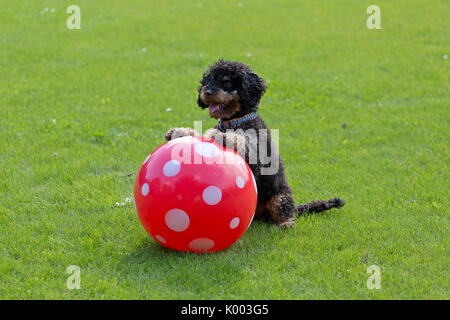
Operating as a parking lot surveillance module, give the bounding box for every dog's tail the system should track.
[297,197,345,215]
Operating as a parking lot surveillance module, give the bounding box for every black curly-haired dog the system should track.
[165,60,344,227]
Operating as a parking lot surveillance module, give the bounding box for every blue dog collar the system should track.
[219,112,257,130]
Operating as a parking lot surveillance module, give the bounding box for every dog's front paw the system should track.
[204,129,246,157]
[164,128,178,141]
[277,218,296,229]
[164,127,198,141]
[203,128,221,139]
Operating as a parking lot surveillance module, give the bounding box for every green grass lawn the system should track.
[0,0,448,299]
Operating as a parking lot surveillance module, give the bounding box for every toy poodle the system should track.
[165,60,344,227]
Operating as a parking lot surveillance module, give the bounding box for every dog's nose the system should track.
[204,89,212,96]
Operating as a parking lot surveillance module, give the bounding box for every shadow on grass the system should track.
[117,220,293,298]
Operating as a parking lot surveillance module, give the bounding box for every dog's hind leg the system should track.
[262,192,297,228]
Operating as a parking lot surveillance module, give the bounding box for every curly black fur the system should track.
[166,60,345,227]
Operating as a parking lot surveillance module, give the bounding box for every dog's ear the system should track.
[197,86,208,109]
[239,71,267,110]
[197,67,212,109]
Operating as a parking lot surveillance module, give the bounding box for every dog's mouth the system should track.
[207,102,240,119]
[208,104,223,115]
[208,103,237,119]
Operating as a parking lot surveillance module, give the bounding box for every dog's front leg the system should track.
[164,127,199,141]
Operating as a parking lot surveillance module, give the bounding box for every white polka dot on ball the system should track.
[189,238,215,251]
[168,136,195,145]
[202,186,222,205]
[155,235,166,243]
[194,142,220,158]
[235,176,245,189]
[141,183,150,196]
[163,159,181,177]
[165,208,190,232]
[229,217,240,229]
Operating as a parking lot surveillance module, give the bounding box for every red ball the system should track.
[134,136,257,253]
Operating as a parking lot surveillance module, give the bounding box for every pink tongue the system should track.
[209,105,220,113]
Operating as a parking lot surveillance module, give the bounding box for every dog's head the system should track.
[197,60,266,120]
